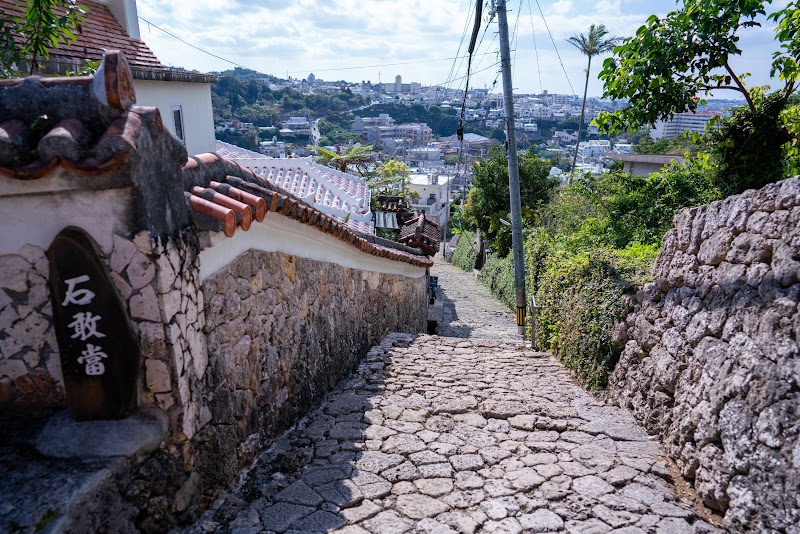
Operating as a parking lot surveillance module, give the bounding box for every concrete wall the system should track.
[609,177,800,532]
[135,80,216,156]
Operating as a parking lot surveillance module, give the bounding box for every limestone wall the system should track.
[609,177,800,532]
[190,249,426,492]
[0,229,183,412]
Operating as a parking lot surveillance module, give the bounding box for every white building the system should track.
[651,111,723,139]
[281,117,311,136]
[407,173,452,229]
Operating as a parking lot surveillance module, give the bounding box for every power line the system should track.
[444,0,477,94]
[533,0,576,95]
[526,0,543,93]
[290,52,497,75]
[511,0,523,81]
[139,16,252,70]
[140,14,495,82]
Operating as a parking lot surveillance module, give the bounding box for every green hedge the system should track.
[478,253,515,308]
[451,230,479,272]
[531,241,656,389]
[475,229,657,389]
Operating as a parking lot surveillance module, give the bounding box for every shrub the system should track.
[532,244,656,389]
[451,230,479,272]
[478,253,515,308]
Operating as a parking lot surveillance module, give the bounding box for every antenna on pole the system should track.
[496,0,527,337]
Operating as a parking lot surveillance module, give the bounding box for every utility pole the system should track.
[494,0,527,336]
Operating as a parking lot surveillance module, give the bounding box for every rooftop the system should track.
[409,174,451,186]
[398,214,441,257]
[0,0,216,84]
[214,141,372,234]
[0,51,431,270]
[0,51,147,180]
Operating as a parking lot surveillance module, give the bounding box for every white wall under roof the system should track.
[199,212,426,282]
[135,80,216,156]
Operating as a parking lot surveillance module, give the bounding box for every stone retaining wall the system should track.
[609,177,800,532]
[190,250,426,499]
[116,247,427,530]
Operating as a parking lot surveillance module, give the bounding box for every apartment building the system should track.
[651,111,723,139]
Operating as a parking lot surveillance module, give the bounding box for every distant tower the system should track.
[394,75,402,93]
[307,73,316,84]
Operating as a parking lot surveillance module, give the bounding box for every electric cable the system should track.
[526,0,543,93]
[139,16,251,69]
[533,0,576,95]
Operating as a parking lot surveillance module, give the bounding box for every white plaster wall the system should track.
[199,213,427,282]
[134,80,216,156]
[0,186,134,256]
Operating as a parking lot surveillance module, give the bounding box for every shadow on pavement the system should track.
[189,334,417,534]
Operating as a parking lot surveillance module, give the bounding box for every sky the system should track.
[135,0,790,98]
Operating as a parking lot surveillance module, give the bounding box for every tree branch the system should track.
[698,84,745,92]
[725,62,755,111]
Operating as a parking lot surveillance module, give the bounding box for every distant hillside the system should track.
[211,68,369,126]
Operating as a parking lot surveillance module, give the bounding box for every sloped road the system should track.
[192,259,718,534]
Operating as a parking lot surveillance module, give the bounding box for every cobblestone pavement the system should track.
[193,261,718,534]
[431,258,520,340]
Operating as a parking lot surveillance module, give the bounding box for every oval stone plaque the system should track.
[47,227,140,420]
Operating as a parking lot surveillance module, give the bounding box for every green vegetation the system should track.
[633,134,708,156]
[462,148,558,256]
[596,0,800,195]
[307,143,374,176]
[478,253,516,308]
[357,104,460,137]
[211,69,368,124]
[369,158,410,192]
[1,0,85,77]
[531,242,657,388]
[451,230,479,272]
[35,509,58,531]
[452,143,722,387]
[317,117,361,146]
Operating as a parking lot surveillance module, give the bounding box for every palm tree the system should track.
[307,143,375,176]
[567,24,620,174]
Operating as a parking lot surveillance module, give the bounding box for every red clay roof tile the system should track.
[181,155,433,268]
[0,0,164,70]
[0,52,162,179]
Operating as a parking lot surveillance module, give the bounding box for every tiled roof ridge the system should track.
[397,213,442,257]
[0,51,172,179]
[250,156,367,209]
[181,153,432,268]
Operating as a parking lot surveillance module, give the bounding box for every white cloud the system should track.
[134,0,784,95]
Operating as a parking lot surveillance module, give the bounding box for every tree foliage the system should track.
[308,143,375,176]
[369,158,410,191]
[462,148,558,255]
[596,0,785,131]
[710,90,793,195]
[211,72,368,124]
[1,0,85,77]
[573,158,722,247]
[567,24,620,169]
[596,0,800,195]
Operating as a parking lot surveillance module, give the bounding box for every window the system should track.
[172,105,185,143]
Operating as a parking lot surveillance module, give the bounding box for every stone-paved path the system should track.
[192,260,718,534]
[431,258,520,340]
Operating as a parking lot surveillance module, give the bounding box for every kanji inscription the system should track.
[47,228,141,420]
